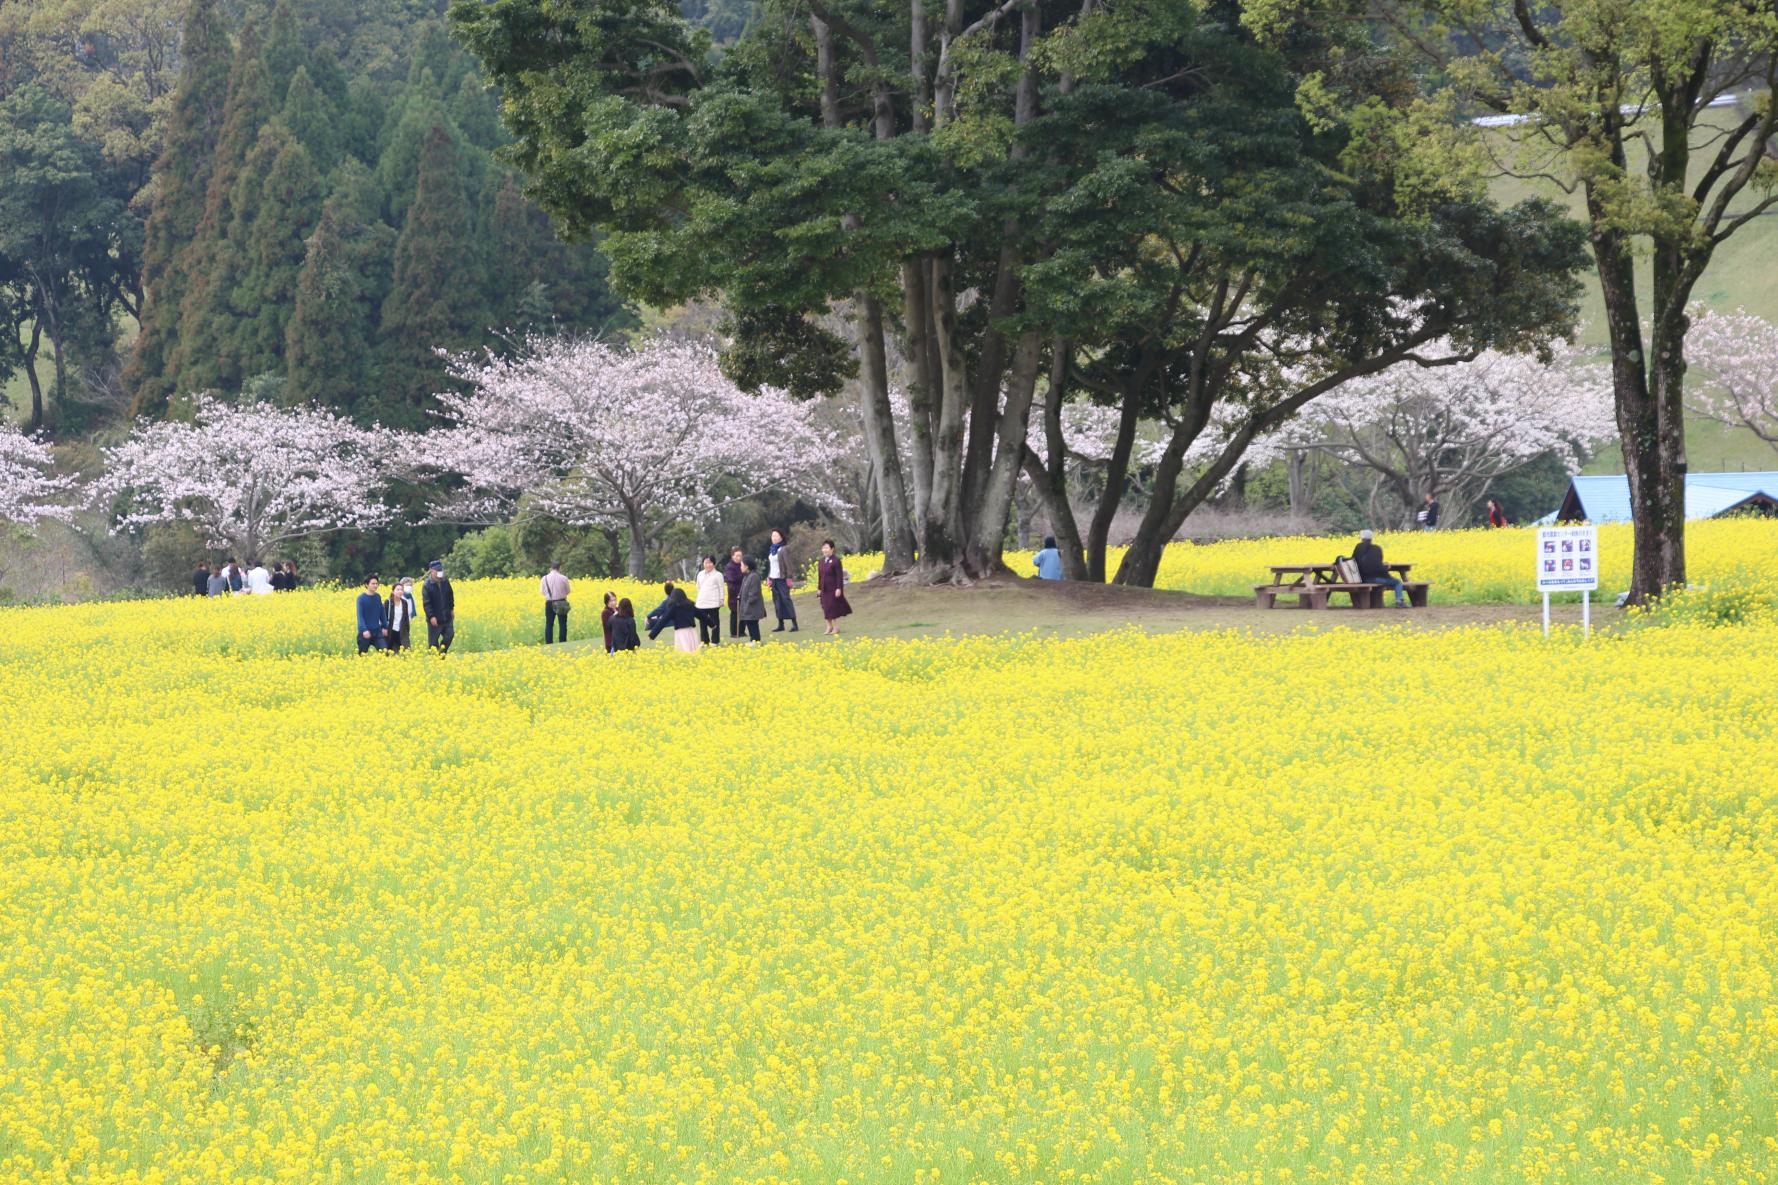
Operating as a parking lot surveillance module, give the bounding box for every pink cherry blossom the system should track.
[428,336,846,577]
[1685,306,1778,451]
[0,424,73,526]
[99,396,400,561]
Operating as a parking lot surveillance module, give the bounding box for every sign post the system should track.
[1536,524,1599,637]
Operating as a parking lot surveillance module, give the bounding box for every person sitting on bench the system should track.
[1353,529,1406,607]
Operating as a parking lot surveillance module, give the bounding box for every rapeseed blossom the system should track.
[1,544,1775,1183]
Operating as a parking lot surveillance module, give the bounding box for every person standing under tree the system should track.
[737,556,766,643]
[766,529,798,632]
[695,555,724,645]
[817,539,852,636]
[1486,498,1510,528]
[423,561,456,653]
[541,562,572,644]
[1417,492,1440,530]
[356,576,389,653]
[192,562,211,597]
[600,591,618,653]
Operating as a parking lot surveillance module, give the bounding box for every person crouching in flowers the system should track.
[356,576,389,653]
[385,577,418,652]
[817,539,852,635]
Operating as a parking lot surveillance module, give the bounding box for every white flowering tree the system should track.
[99,397,400,561]
[429,336,844,578]
[0,424,73,525]
[1275,344,1615,527]
[1685,308,1778,454]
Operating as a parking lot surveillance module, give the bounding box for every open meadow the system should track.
[3,528,1777,1184]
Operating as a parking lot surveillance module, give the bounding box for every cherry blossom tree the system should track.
[99,396,400,561]
[0,424,73,525]
[428,336,845,578]
[1685,308,1778,454]
[1275,343,1614,527]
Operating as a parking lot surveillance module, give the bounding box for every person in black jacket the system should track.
[609,598,642,652]
[192,563,211,597]
[422,561,456,652]
[1418,492,1440,530]
[644,582,676,640]
[1352,529,1406,607]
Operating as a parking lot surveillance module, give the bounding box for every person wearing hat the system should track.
[422,561,456,652]
[1352,529,1406,607]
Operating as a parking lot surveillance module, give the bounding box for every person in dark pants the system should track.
[723,546,745,639]
[423,561,456,652]
[1352,529,1406,607]
[1418,492,1440,530]
[610,598,641,652]
[765,528,798,632]
[356,576,389,653]
[540,562,571,644]
[386,577,418,651]
[645,582,676,640]
[192,563,211,596]
[225,558,244,593]
[600,591,618,653]
[694,555,724,645]
[737,556,766,642]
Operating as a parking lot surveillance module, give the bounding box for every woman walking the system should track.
[816,539,852,636]
[666,586,701,653]
[694,554,724,645]
[737,556,766,643]
[1486,498,1511,528]
[609,598,641,652]
[766,529,798,632]
[385,577,419,651]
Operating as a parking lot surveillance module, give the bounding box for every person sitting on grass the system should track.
[1353,529,1406,608]
[1032,536,1063,581]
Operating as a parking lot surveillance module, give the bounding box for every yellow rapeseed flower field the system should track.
[2,531,1775,1184]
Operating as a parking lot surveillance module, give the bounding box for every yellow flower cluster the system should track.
[2,589,1775,1184]
[852,518,1778,602]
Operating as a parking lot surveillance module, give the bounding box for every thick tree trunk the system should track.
[23,318,45,433]
[967,330,1044,572]
[627,511,648,580]
[1086,382,1142,582]
[1286,449,1309,519]
[854,293,919,572]
[918,252,970,573]
[901,258,938,532]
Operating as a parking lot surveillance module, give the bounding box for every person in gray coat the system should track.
[737,556,767,643]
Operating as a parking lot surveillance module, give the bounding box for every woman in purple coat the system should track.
[816,538,852,635]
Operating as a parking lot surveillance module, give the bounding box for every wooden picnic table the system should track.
[1256,562,1429,610]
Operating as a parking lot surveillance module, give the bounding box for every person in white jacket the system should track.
[694,554,724,645]
[245,561,275,595]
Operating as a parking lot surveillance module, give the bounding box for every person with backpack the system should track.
[423,561,456,653]
[1352,529,1406,608]
[540,562,571,644]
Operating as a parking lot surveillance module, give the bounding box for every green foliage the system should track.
[445,525,520,579]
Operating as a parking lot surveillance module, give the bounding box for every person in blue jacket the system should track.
[1032,536,1064,581]
[356,575,389,653]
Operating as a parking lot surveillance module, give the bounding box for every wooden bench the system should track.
[1254,582,1382,609]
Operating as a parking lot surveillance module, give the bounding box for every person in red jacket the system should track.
[1486,498,1510,528]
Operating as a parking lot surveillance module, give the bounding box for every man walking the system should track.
[540,562,571,644]
[1417,492,1440,530]
[423,561,456,653]
[356,576,389,653]
[192,562,211,596]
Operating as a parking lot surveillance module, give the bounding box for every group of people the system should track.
[193,559,299,596]
[632,534,853,654]
[350,530,853,656]
[354,562,457,653]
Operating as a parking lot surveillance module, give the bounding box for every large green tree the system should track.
[124,0,232,415]
[452,0,1587,582]
[1348,0,1778,602]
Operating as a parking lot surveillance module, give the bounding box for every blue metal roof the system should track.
[1552,472,1778,523]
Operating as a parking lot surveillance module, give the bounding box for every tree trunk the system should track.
[626,511,648,580]
[1021,445,1088,579]
[853,293,918,572]
[23,318,45,433]
[1087,382,1142,581]
[917,252,969,574]
[1286,449,1309,519]
[967,330,1044,573]
[901,259,938,533]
